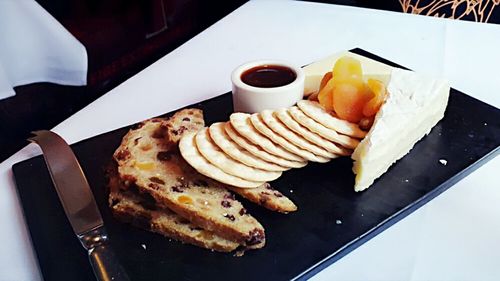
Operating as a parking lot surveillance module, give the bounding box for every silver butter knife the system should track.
[29,130,130,281]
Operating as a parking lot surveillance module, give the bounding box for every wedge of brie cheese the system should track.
[352,68,450,192]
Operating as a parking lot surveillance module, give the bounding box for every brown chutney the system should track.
[241,65,296,88]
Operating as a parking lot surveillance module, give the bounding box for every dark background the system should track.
[1,0,498,162]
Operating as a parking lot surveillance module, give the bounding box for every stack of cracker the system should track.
[178,100,365,189]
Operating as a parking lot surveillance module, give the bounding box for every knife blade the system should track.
[29,130,129,281]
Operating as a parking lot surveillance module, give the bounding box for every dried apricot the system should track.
[332,80,372,123]
[332,56,362,80]
[318,79,335,111]
[317,56,386,123]
[359,116,374,131]
[362,79,386,117]
[319,72,333,92]
[307,92,319,101]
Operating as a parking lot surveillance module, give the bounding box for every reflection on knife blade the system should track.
[29,130,129,281]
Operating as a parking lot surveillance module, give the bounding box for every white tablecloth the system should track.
[0,1,498,280]
[0,0,87,100]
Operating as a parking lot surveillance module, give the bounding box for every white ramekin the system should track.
[231,60,305,113]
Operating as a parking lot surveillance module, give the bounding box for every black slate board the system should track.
[12,49,500,281]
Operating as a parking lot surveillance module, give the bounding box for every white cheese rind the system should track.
[352,68,450,192]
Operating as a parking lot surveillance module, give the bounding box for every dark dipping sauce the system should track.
[241,65,296,88]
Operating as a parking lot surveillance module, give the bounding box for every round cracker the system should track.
[195,128,282,182]
[209,123,289,172]
[288,106,360,149]
[297,100,367,138]
[250,113,330,163]
[275,107,352,156]
[179,131,264,188]
[224,122,307,169]
[259,110,336,160]
[229,113,305,162]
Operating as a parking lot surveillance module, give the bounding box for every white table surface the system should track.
[1,1,499,280]
[0,0,87,100]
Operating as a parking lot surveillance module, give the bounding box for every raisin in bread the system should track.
[165,108,205,143]
[113,110,265,247]
[108,166,239,252]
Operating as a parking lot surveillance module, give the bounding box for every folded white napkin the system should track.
[0,0,88,100]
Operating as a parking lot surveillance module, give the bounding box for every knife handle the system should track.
[89,244,130,281]
[80,228,130,281]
